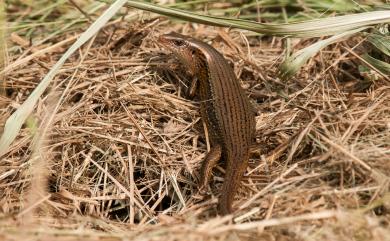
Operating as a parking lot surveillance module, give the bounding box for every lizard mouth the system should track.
[158,35,167,44]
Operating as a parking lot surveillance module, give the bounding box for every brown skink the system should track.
[159,32,255,215]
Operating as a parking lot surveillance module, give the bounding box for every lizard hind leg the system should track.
[198,145,222,194]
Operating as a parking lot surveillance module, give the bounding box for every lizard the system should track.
[159,32,256,215]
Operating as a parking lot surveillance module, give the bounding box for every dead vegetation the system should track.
[1,6,390,241]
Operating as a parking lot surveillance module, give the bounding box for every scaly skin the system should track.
[159,32,255,215]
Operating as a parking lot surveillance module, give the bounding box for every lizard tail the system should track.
[217,154,249,215]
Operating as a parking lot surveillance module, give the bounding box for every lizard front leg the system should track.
[186,76,198,99]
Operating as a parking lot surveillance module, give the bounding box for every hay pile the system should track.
[1,13,389,241]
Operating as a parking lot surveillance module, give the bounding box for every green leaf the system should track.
[119,1,390,38]
[279,27,365,79]
[367,32,390,57]
[362,54,390,75]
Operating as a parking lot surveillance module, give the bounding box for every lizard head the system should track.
[159,32,203,75]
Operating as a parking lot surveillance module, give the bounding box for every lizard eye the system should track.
[172,39,185,47]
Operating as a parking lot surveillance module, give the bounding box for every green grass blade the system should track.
[362,54,390,75]
[119,1,390,37]
[0,0,128,157]
[280,27,366,79]
[367,33,390,57]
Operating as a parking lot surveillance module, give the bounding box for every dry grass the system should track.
[1,6,390,241]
